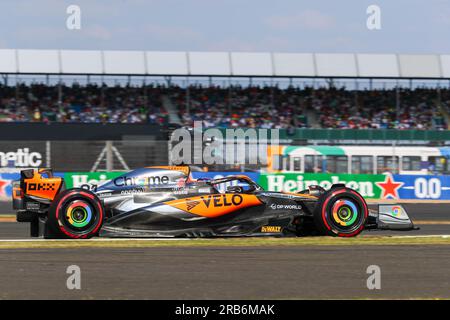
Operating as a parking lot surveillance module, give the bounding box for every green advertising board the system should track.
[63,171,390,199]
[64,172,123,188]
[258,173,386,199]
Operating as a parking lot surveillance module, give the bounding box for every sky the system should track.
[0,0,449,53]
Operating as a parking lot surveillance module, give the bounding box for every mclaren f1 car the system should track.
[12,166,416,239]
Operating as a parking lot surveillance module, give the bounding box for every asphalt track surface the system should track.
[0,245,449,299]
[0,204,448,299]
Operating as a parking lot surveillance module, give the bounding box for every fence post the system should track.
[106,141,113,171]
[46,141,51,168]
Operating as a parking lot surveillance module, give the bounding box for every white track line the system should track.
[0,238,193,242]
[387,235,450,239]
[0,235,449,242]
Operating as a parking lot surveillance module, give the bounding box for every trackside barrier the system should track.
[2,171,450,203]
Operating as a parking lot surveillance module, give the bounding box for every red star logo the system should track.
[0,179,8,197]
[375,174,404,199]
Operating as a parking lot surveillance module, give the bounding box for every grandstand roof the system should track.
[0,49,449,79]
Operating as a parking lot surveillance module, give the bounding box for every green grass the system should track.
[0,235,449,249]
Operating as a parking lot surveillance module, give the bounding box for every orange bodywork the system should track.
[23,171,63,201]
[164,194,263,218]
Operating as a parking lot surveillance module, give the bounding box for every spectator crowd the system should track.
[0,83,448,130]
[313,87,447,130]
[0,83,169,125]
[170,85,307,129]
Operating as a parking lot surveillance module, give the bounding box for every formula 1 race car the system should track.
[12,166,416,239]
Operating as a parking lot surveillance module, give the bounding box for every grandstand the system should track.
[0,49,450,131]
[1,49,450,171]
[0,83,448,130]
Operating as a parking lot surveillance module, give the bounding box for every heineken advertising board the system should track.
[1,171,449,202]
[258,173,384,199]
[63,172,122,188]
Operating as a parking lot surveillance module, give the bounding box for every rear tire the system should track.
[46,188,104,239]
[313,187,368,237]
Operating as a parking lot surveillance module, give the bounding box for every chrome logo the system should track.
[66,200,93,228]
[391,206,402,217]
[332,199,358,227]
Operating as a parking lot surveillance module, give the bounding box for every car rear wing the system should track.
[13,168,64,237]
[13,168,64,209]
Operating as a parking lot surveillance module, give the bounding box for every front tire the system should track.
[313,187,368,237]
[46,189,104,239]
